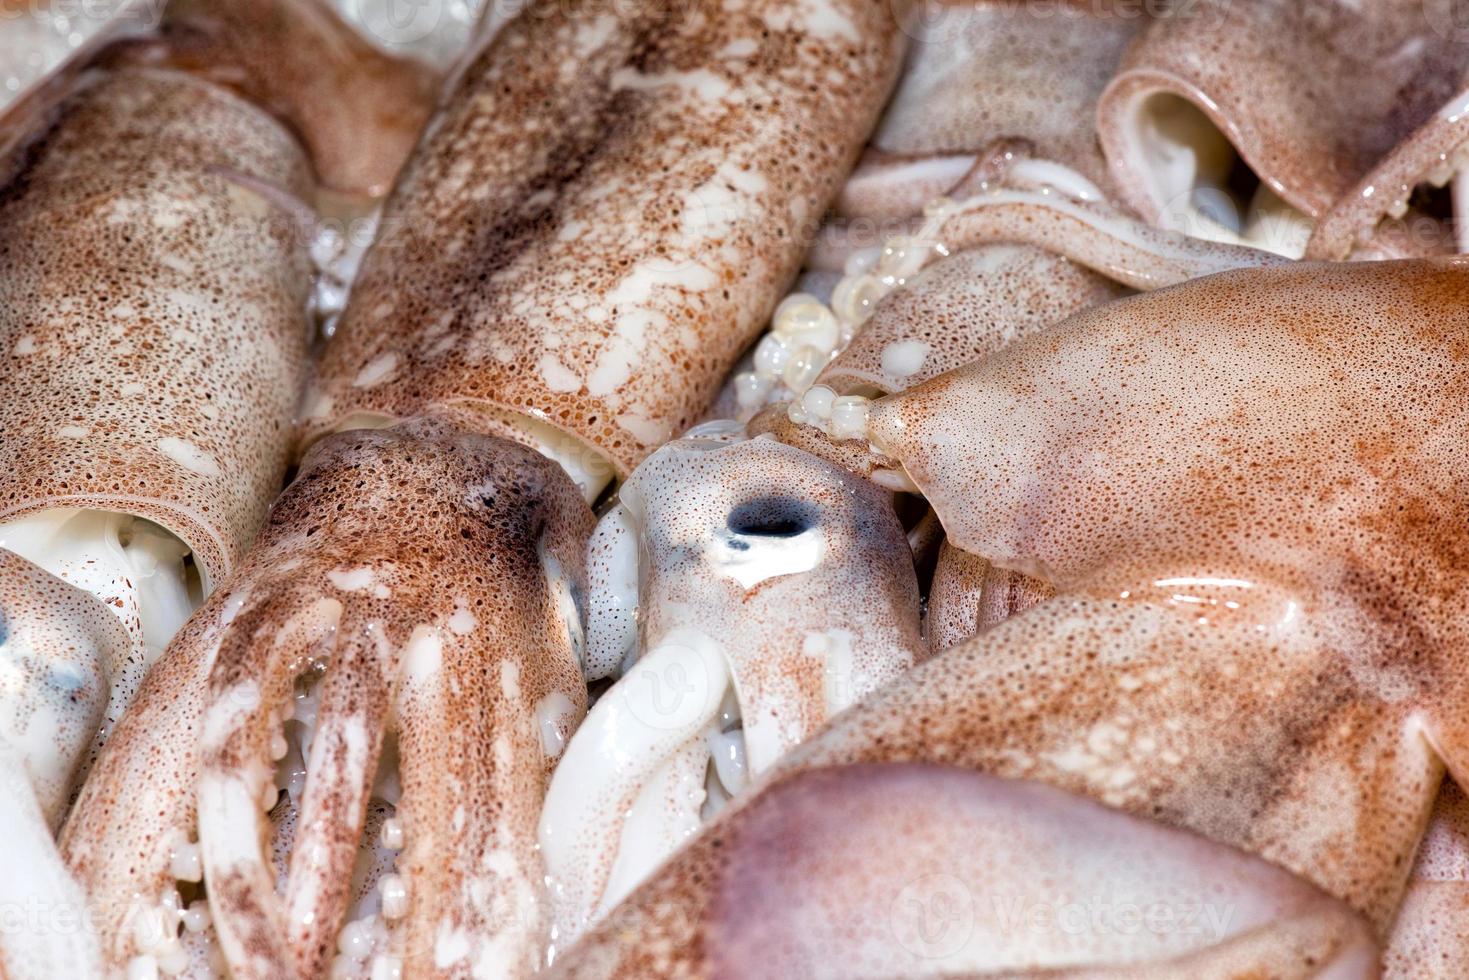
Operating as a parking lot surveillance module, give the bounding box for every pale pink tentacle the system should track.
[927,540,1054,655]
[551,763,1376,978]
[542,431,923,947]
[1308,79,1469,260]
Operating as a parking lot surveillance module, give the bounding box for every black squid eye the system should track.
[727,497,818,538]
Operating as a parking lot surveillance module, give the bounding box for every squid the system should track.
[0,550,132,977]
[540,426,923,948]
[821,0,1148,264]
[62,0,905,974]
[551,763,1376,978]
[733,181,1288,658]
[0,27,315,978]
[723,257,1469,974]
[734,165,1284,417]
[0,1,436,975]
[738,185,1265,635]
[763,247,1098,650]
[64,418,593,979]
[1097,0,1469,257]
[301,0,906,497]
[0,0,438,721]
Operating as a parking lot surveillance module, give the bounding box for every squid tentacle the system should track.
[542,429,923,948]
[70,419,594,978]
[740,161,1285,420]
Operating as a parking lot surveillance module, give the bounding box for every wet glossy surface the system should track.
[2,2,1469,977]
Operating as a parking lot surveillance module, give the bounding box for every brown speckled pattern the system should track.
[1098,0,1467,220]
[927,539,1053,655]
[1384,780,1469,978]
[303,0,905,476]
[131,0,439,195]
[63,418,593,975]
[838,0,1143,221]
[551,764,1374,978]
[820,244,1127,396]
[0,548,130,823]
[789,260,1469,932]
[0,65,313,585]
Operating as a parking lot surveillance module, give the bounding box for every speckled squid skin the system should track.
[791,259,1469,936]
[1384,781,1469,977]
[819,245,1127,396]
[124,0,439,195]
[926,540,1053,654]
[0,550,131,978]
[303,0,906,477]
[62,418,594,976]
[833,0,1144,228]
[540,431,923,944]
[0,549,130,824]
[1097,0,1466,223]
[551,260,1469,977]
[0,62,313,585]
[549,764,1375,978]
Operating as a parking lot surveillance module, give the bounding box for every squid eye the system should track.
[727,497,818,539]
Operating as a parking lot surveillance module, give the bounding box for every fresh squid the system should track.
[0,0,438,717]
[1097,0,1469,256]
[745,257,1469,973]
[0,29,315,977]
[0,550,132,977]
[0,2,436,976]
[550,763,1375,978]
[822,0,1147,261]
[540,426,923,947]
[63,418,594,979]
[6,0,1469,975]
[735,165,1284,417]
[60,0,905,975]
[301,0,906,496]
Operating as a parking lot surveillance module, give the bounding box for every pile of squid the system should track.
[2,0,1468,977]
